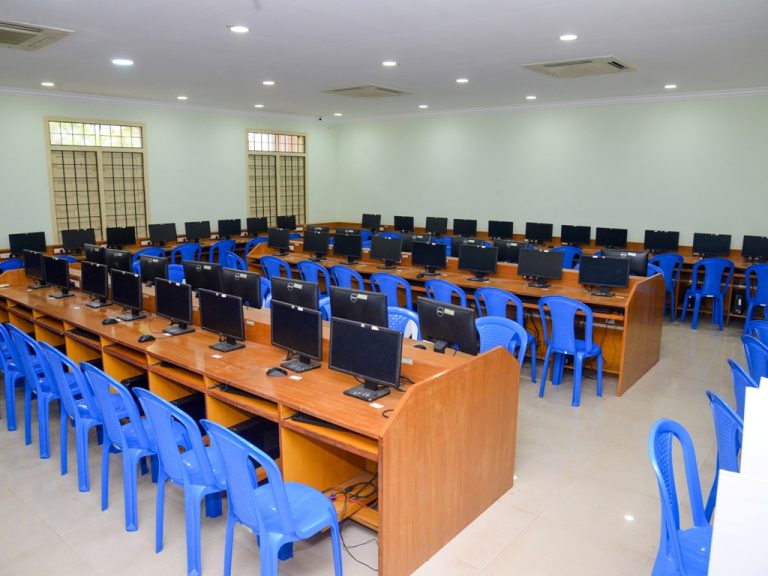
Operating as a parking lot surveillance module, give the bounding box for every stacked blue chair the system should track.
[552,246,582,269]
[378,231,401,239]
[647,263,664,277]
[648,419,712,575]
[728,358,758,420]
[201,419,343,576]
[748,319,768,343]
[131,246,166,268]
[330,264,365,290]
[704,390,743,522]
[388,306,420,339]
[743,264,768,334]
[1,323,26,431]
[209,239,237,264]
[538,295,603,407]
[370,272,413,310]
[0,258,23,272]
[260,277,272,308]
[741,334,768,381]
[168,264,185,282]
[432,236,452,257]
[475,316,528,367]
[225,251,248,271]
[244,236,268,257]
[424,278,467,307]
[260,255,292,280]
[56,255,78,263]
[680,257,734,330]
[360,229,373,243]
[297,260,332,312]
[170,243,202,264]
[649,253,685,322]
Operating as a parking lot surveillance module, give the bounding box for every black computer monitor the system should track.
[602,248,649,277]
[217,218,242,239]
[450,237,485,257]
[401,233,430,253]
[185,221,211,242]
[692,233,731,257]
[306,225,329,233]
[330,317,403,401]
[411,241,447,276]
[494,240,524,263]
[329,286,388,327]
[560,225,591,246]
[199,289,245,352]
[155,278,194,335]
[425,216,448,237]
[417,297,478,355]
[81,261,110,307]
[268,228,291,256]
[362,213,381,232]
[302,228,330,261]
[105,226,136,248]
[579,256,630,297]
[110,269,146,321]
[61,228,96,253]
[222,267,262,308]
[393,215,414,233]
[488,220,514,239]
[139,255,168,286]
[148,223,177,246]
[271,276,320,310]
[246,216,268,236]
[43,256,73,299]
[370,235,402,269]
[84,243,106,264]
[270,300,322,373]
[742,235,768,262]
[182,260,223,294]
[644,230,680,253]
[332,233,362,265]
[453,219,477,237]
[104,248,133,273]
[517,249,564,288]
[23,250,46,288]
[595,227,628,249]
[9,231,47,257]
[458,244,499,282]
[276,215,297,230]
[525,222,553,244]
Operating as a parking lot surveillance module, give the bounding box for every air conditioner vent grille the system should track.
[322,85,410,98]
[0,20,72,51]
[523,56,636,78]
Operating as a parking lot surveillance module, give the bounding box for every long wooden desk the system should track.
[0,276,519,576]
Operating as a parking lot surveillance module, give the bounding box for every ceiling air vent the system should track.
[322,85,410,98]
[523,56,636,78]
[0,20,72,51]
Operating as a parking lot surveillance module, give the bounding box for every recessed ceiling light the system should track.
[382,60,398,67]
[262,80,275,86]
[526,95,537,100]
[111,58,134,66]
[228,25,249,34]
[177,95,188,101]
[456,78,469,84]
[664,84,678,90]
[624,514,635,522]
[254,104,264,108]
[418,104,429,109]
[40,81,55,87]
[559,34,578,42]
[333,113,343,117]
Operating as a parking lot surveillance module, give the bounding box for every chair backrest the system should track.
[377,232,401,239]
[370,273,413,309]
[475,316,527,365]
[225,251,248,271]
[1,322,24,372]
[170,243,202,264]
[387,306,420,339]
[690,257,735,296]
[706,390,743,475]
[552,246,582,269]
[168,263,185,282]
[0,258,23,272]
[742,334,768,381]
[260,255,292,280]
[360,230,373,243]
[39,342,100,421]
[0,323,12,371]
[745,264,768,307]
[424,278,467,307]
[474,287,524,324]
[131,246,165,266]
[649,253,684,292]
[647,263,664,277]
[260,277,271,308]
[432,236,452,257]
[329,265,365,290]
[244,237,268,257]
[56,255,77,263]
[209,239,237,264]
[748,319,768,344]
[6,323,54,394]
[538,295,594,352]
[297,260,331,295]
[728,358,758,420]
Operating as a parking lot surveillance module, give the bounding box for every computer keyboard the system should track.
[216,383,261,400]
[67,327,99,340]
[288,412,347,432]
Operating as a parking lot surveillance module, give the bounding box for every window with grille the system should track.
[47,119,148,243]
[247,131,306,226]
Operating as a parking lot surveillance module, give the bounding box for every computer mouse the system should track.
[102,318,118,325]
[138,334,156,343]
[266,367,288,377]
[413,344,428,350]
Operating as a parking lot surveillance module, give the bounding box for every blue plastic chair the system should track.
[225,251,248,271]
[388,306,420,339]
[704,390,743,523]
[743,264,768,334]
[319,298,331,320]
[0,258,23,272]
[260,277,272,308]
[649,253,685,322]
[260,255,292,280]
[209,239,237,264]
[168,264,185,282]
[432,236,452,257]
[360,229,373,243]
[538,295,603,407]
[131,246,166,267]
[424,278,467,307]
[647,263,664,277]
[201,419,343,576]
[57,255,77,263]
[171,243,202,264]
[244,236,268,257]
[475,316,528,367]
[552,246,582,269]
[648,419,712,575]
[378,231,401,239]
[370,272,413,310]
[1,323,26,431]
[727,358,757,420]
[297,260,332,296]
[330,264,365,290]
[748,319,768,344]
[680,257,734,330]
[741,334,768,381]
[134,388,223,576]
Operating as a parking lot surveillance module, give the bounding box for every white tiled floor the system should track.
[0,320,741,575]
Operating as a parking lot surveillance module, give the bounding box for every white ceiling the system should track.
[2,0,767,119]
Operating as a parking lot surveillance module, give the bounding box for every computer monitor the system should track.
[560,225,591,246]
[23,250,46,289]
[268,228,291,256]
[601,248,649,277]
[493,240,524,263]
[644,230,680,253]
[9,231,47,257]
[362,213,381,232]
[270,277,320,310]
[104,248,133,273]
[155,278,194,335]
[425,216,448,237]
[148,223,177,246]
[84,243,106,264]
[61,228,96,253]
[335,227,360,235]
[578,256,630,297]
[692,233,731,257]
[411,241,447,276]
[43,256,73,299]
[417,297,478,355]
[306,225,329,233]
[199,289,245,352]
[110,269,146,321]
[217,218,241,239]
[270,300,322,373]
[182,260,223,294]
[185,221,211,242]
[400,233,429,252]
[105,226,136,248]
[222,267,262,308]
[488,220,514,240]
[595,227,628,249]
[302,228,330,261]
[450,236,484,258]
[80,261,111,307]
[458,244,499,282]
[517,249,564,288]
[453,218,477,237]
[370,235,402,269]
[330,317,403,401]
[742,235,768,262]
[525,222,553,244]
[246,216,268,236]
[332,233,362,264]
[393,215,414,233]
[276,215,297,230]
[139,255,168,286]
[329,286,388,327]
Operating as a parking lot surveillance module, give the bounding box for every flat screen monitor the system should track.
[155,278,194,335]
[332,233,362,264]
[276,215,296,230]
[561,225,591,246]
[425,216,448,237]
[525,222,553,244]
[185,221,211,242]
[450,236,484,257]
[148,223,177,245]
[458,244,499,281]
[417,297,478,355]
[453,219,477,237]
[742,235,768,261]
[217,218,241,239]
[105,226,136,248]
[139,255,168,286]
[488,220,514,239]
[23,250,46,288]
[370,235,402,269]
[61,228,96,253]
[43,256,73,298]
[692,233,731,257]
[302,228,330,261]
[110,269,146,321]
[579,256,630,297]
[199,289,245,352]
[270,300,322,372]
[393,215,414,233]
[267,228,291,256]
[644,230,680,253]
[222,267,261,308]
[270,276,320,310]
[80,261,110,307]
[602,248,649,277]
[493,240,524,263]
[330,317,403,401]
[517,249,564,288]
[182,260,223,294]
[329,286,388,327]
[361,213,381,232]
[9,231,47,257]
[84,243,106,264]
[246,216,268,236]
[595,227,628,249]
[104,248,132,273]
[401,233,429,252]
[306,225,329,233]
[411,241,447,276]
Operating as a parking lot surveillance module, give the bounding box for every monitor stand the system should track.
[343,381,390,402]
[432,339,449,354]
[467,273,490,282]
[281,354,320,373]
[378,259,397,270]
[526,277,551,289]
[28,282,48,290]
[86,297,112,309]
[274,249,290,256]
[209,335,245,353]
[163,322,195,336]
[117,308,147,322]
[421,266,440,277]
[345,256,358,265]
[49,289,74,299]
[589,286,615,297]
[310,253,327,262]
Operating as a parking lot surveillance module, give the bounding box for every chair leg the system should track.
[156,470,167,553]
[37,395,52,459]
[184,488,207,576]
[4,374,18,431]
[328,515,344,576]
[680,291,690,324]
[596,355,603,397]
[223,512,236,576]
[24,386,33,446]
[529,339,537,383]
[539,349,552,398]
[60,410,69,476]
[691,295,702,330]
[75,422,92,492]
[667,289,676,322]
[123,454,140,532]
[101,442,111,511]
[716,296,724,330]
[572,354,583,407]
[552,353,564,385]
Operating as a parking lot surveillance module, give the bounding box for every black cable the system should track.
[382,409,393,419]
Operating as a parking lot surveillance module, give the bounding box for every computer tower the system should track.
[172,392,207,434]
[732,293,744,315]
[122,373,149,414]
[229,417,280,459]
